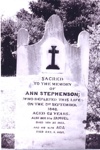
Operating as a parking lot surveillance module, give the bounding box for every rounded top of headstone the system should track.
[17,28,29,47]
[77,30,89,48]
[44,14,65,41]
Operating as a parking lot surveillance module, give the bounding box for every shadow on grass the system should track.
[86,134,100,149]
[1,133,15,149]
[1,133,100,149]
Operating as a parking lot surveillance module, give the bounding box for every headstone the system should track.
[16,15,89,149]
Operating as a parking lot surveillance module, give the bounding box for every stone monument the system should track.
[16,14,89,149]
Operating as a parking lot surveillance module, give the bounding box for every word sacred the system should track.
[42,77,63,81]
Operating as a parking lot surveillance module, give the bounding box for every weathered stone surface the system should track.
[17,15,89,85]
[77,31,89,86]
[15,14,89,149]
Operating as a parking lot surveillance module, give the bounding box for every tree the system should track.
[88,24,100,116]
[1,10,45,76]
[16,9,45,44]
[1,19,17,76]
[28,0,99,43]
[82,24,100,131]
[16,0,99,43]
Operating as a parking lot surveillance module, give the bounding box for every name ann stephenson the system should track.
[25,91,80,97]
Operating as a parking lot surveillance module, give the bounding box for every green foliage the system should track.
[16,9,33,21]
[86,134,100,149]
[29,0,99,43]
[1,19,17,76]
[84,112,100,132]
[1,134,15,148]
[16,9,45,44]
[88,25,100,116]
[29,0,56,21]
[28,17,45,44]
[1,11,45,76]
